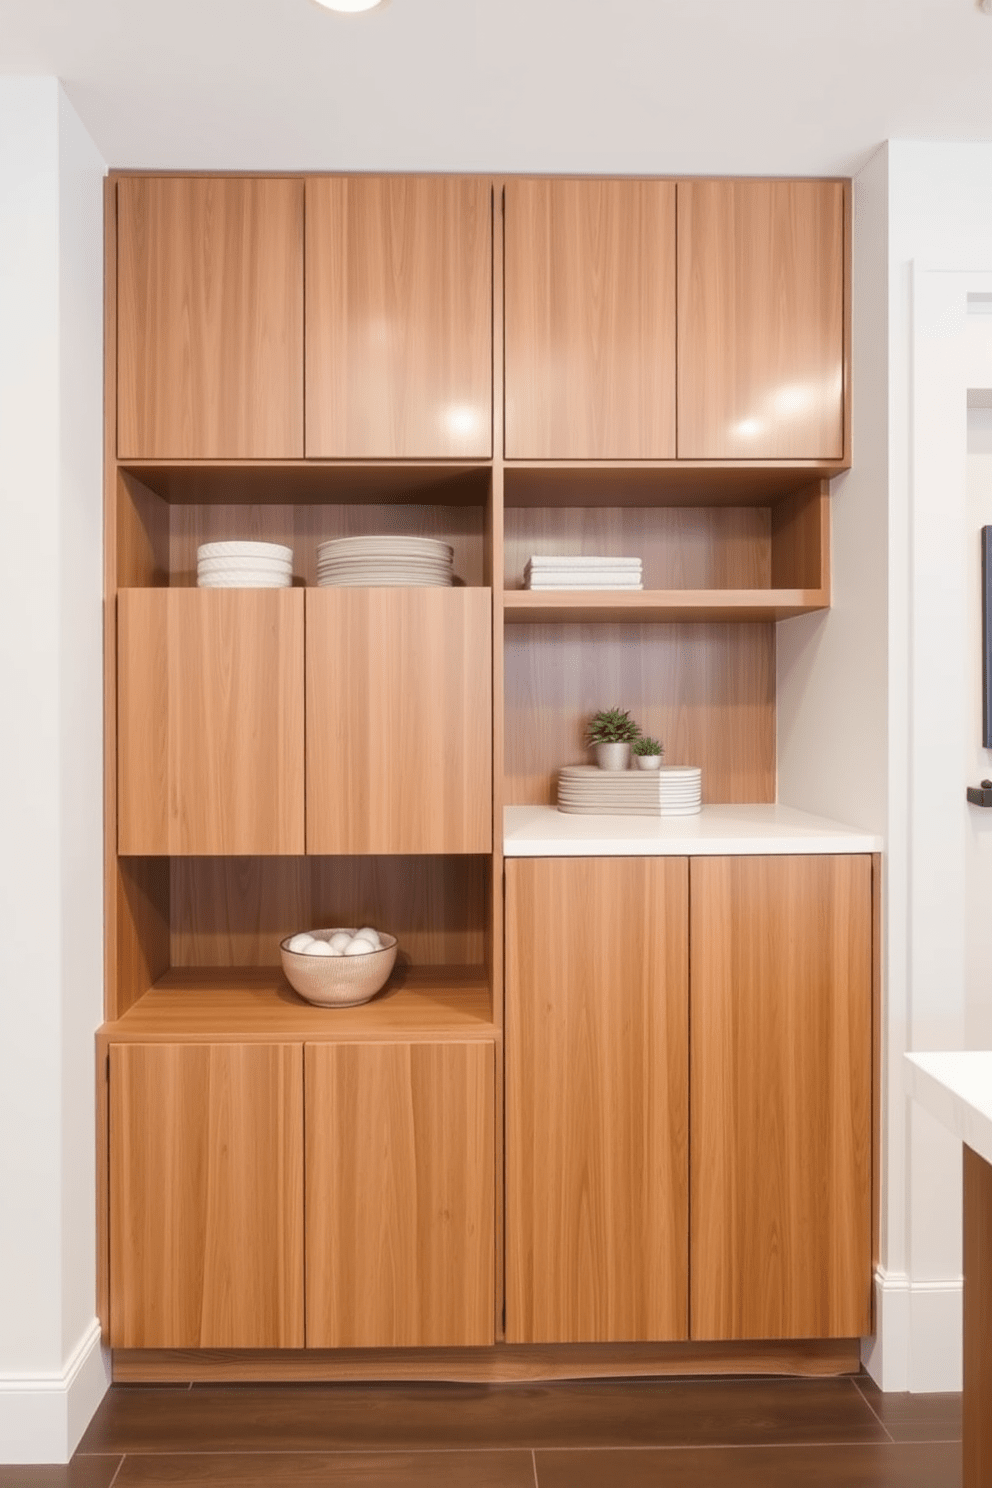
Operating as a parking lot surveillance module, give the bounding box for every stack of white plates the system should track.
[525,555,643,591]
[316,535,454,587]
[557,764,702,817]
[197,541,294,588]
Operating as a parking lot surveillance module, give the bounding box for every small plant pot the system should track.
[635,754,663,770]
[595,741,631,771]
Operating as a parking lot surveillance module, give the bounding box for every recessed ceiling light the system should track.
[312,0,385,11]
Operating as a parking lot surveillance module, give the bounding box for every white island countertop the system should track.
[905,1052,992,1168]
[504,803,883,857]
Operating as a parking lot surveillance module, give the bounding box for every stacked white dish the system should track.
[557,764,702,817]
[197,541,294,588]
[524,555,643,590]
[316,535,454,587]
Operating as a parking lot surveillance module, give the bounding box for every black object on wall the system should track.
[984,526,992,749]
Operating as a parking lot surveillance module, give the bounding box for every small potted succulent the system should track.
[586,706,641,771]
[632,735,665,771]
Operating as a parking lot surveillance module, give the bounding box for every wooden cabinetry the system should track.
[306,587,493,854]
[117,177,304,460]
[306,176,493,458]
[677,179,846,460]
[117,588,306,856]
[503,178,677,459]
[108,1042,304,1348]
[690,855,873,1339]
[305,1040,494,1347]
[505,856,689,1342]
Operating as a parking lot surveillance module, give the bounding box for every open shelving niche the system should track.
[107,459,499,1042]
[499,461,833,811]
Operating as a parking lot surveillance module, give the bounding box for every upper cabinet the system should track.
[305,176,493,458]
[117,177,305,459]
[503,178,677,460]
[677,179,846,460]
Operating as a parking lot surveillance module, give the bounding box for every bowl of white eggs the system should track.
[279,926,398,1007]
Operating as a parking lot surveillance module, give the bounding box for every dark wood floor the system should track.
[1,1374,962,1487]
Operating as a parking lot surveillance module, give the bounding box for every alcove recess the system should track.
[500,465,830,807]
[109,460,496,1030]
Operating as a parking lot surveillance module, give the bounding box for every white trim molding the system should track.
[0,1320,110,1464]
[862,1267,963,1392]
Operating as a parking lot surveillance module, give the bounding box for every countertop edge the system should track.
[503,804,884,857]
[905,1052,992,1168]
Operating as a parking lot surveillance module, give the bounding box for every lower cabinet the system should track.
[505,856,690,1343]
[108,1038,495,1350]
[305,1041,495,1347]
[690,854,873,1340]
[504,852,873,1346]
[109,1042,305,1349]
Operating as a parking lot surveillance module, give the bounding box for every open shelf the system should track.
[119,460,492,507]
[101,964,495,1043]
[502,461,846,509]
[503,588,828,624]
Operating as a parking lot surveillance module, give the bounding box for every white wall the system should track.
[965,400,992,1051]
[0,78,109,1463]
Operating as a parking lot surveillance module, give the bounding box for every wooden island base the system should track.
[964,1145,992,1488]
[113,1339,861,1385]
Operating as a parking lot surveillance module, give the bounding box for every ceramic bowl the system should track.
[279,928,398,1007]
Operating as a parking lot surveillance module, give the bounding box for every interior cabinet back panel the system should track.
[109,1042,304,1348]
[505,856,689,1342]
[305,1040,495,1347]
[503,621,776,805]
[117,589,305,855]
[306,176,493,458]
[117,177,304,459]
[504,178,676,459]
[690,854,872,1340]
[677,180,844,460]
[306,588,493,854]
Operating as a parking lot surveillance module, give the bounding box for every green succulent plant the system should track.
[586,706,641,746]
[632,735,664,757]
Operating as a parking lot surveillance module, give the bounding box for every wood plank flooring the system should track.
[0,1375,962,1487]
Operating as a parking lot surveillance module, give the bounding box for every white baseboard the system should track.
[861,1268,962,1392]
[0,1319,110,1464]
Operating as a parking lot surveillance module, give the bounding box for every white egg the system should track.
[355,925,381,949]
[304,940,333,956]
[328,931,352,954]
[344,936,376,955]
[287,933,314,953]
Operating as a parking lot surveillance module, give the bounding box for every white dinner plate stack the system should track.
[316,535,454,587]
[557,764,702,817]
[524,555,643,591]
[197,541,294,588]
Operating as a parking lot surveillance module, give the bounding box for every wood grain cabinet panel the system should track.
[504,178,677,459]
[109,1042,304,1348]
[117,588,305,855]
[305,1040,495,1347]
[306,587,492,854]
[306,176,493,457]
[505,856,689,1343]
[117,176,304,458]
[677,179,845,459]
[689,854,872,1340]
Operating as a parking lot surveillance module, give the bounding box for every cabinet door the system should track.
[305,1040,495,1347]
[117,177,304,458]
[306,176,492,457]
[504,178,677,459]
[505,857,689,1342]
[690,855,872,1340]
[677,179,845,459]
[117,588,305,855]
[109,1042,304,1348]
[306,587,492,854]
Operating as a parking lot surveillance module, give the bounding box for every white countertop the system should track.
[905,1052,992,1168]
[503,803,883,856]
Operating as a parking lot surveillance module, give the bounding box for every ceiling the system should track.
[2,0,992,177]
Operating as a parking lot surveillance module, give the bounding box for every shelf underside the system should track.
[102,965,495,1042]
[503,589,829,623]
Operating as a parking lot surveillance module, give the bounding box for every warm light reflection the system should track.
[445,405,482,440]
[734,417,763,440]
